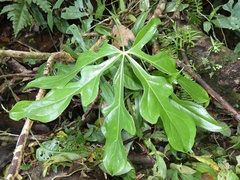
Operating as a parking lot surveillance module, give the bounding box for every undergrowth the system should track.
[1,0,240,179]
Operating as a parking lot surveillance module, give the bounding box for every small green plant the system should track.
[0,0,104,39]
[202,0,240,50]
[161,23,201,54]
[200,36,223,78]
[186,0,203,25]
[1,0,234,177]
[9,18,224,176]
[208,36,223,53]
[36,130,94,176]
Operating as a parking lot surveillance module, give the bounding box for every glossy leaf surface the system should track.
[79,55,120,106]
[129,57,196,152]
[128,18,177,75]
[10,82,81,122]
[177,75,209,104]
[132,18,161,48]
[102,60,136,175]
[170,95,224,132]
[8,16,220,176]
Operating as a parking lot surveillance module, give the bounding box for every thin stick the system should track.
[0,133,51,142]
[0,73,36,79]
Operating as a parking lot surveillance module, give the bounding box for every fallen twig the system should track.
[0,73,36,79]
[0,132,51,142]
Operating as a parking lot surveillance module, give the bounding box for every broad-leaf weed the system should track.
[9,18,224,176]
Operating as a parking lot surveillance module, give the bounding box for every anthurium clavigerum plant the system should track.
[9,18,224,176]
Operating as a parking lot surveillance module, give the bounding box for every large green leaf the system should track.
[177,75,209,104]
[10,44,120,122]
[9,81,81,122]
[132,18,161,48]
[129,57,195,152]
[170,95,224,132]
[212,0,240,31]
[102,60,136,175]
[25,43,119,89]
[79,55,120,106]
[10,49,120,122]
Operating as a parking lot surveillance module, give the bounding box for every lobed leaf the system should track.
[212,0,240,31]
[129,49,178,75]
[129,18,177,75]
[129,17,178,75]
[102,60,136,175]
[10,82,81,122]
[129,57,196,152]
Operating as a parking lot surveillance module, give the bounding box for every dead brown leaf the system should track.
[111,25,135,49]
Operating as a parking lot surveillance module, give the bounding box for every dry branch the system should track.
[0,50,75,63]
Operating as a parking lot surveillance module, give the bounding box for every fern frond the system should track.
[187,0,203,25]
[1,2,33,36]
[32,0,51,13]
